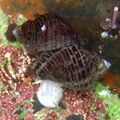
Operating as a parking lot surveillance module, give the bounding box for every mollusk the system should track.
[12,14,82,54]
[30,45,110,91]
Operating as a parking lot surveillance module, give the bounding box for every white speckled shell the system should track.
[37,80,63,108]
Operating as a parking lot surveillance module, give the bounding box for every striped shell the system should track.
[13,14,82,54]
[29,45,108,90]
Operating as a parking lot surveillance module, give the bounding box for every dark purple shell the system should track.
[29,45,107,90]
[13,14,83,54]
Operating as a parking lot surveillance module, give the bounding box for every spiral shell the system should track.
[13,14,82,54]
[29,45,108,90]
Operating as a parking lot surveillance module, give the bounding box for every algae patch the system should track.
[0,7,8,45]
[15,14,27,26]
[95,83,120,120]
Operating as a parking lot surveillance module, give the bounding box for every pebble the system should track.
[101,31,109,38]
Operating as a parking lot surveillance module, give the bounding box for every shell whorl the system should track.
[29,45,107,90]
[13,14,81,54]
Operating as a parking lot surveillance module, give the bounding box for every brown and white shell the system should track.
[29,45,108,90]
[12,14,84,54]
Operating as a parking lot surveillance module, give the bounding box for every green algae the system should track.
[0,7,9,45]
[95,82,120,120]
[14,100,32,120]
[0,8,26,48]
[15,14,27,26]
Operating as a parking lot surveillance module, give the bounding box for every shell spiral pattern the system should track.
[13,13,82,54]
[8,13,109,90]
[29,45,107,90]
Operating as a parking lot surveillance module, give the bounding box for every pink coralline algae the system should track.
[0,45,34,120]
[0,82,34,120]
[44,111,58,120]
[61,90,106,120]
[37,90,107,120]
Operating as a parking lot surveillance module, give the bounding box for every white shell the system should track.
[37,80,63,108]
[101,31,109,38]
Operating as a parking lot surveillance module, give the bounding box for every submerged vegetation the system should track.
[95,83,120,120]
